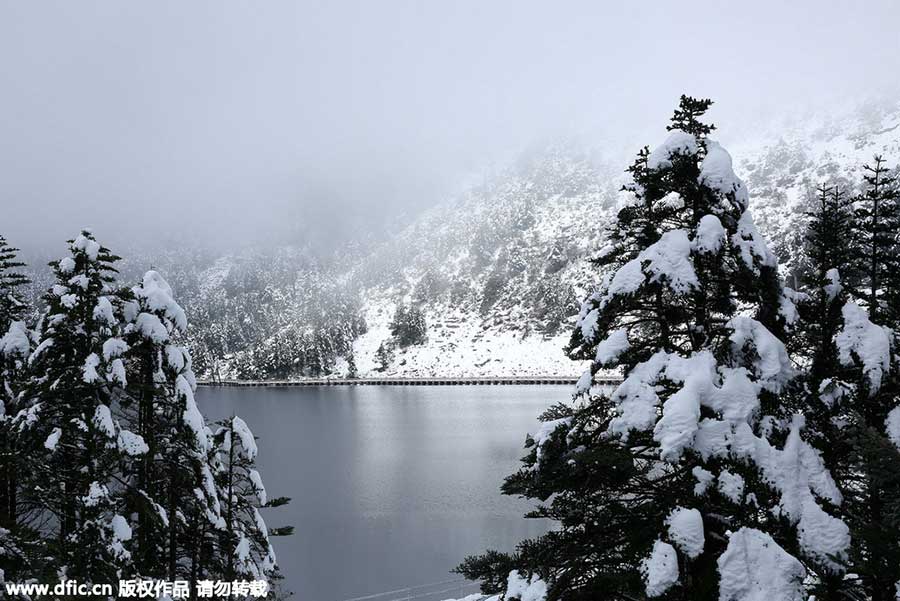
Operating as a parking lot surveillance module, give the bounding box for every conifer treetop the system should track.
[667,95,716,137]
[0,235,30,326]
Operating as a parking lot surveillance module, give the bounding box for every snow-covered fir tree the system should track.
[211,416,287,589]
[458,97,849,601]
[390,305,427,347]
[795,164,900,600]
[0,236,30,336]
[0,231,289,595]
[121,270,225,582]
[849,156,900,327]
[0,235,32,581]
[17,231,146,584]
[346,350,359,379]
[374,341,394,373]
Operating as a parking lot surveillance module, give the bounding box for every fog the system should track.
[2,0,899,255]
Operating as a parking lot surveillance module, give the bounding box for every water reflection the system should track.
[197,385,561,601]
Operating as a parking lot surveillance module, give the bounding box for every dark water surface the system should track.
[197,385,563,601]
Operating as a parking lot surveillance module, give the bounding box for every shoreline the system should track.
[197,376,620,387]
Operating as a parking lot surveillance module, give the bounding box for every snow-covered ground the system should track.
[352,292,587,378]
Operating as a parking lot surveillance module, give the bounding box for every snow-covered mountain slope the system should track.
[345,146,620,377]
[72,95,897,380]
[731,96,900,283]
[343,97,900,378]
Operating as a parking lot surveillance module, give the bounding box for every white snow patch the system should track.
[717,528,805,601]
[693,214,726,254]
[102,338,128,361]
[835,300,892,394]
[133,271,188,333]
[693,466,714,496]
[642,540,679,597]
[731,211,777,271]
[44,427,62,451]
[117,430,149,456]
[68,274,89,290]
[654,352,717,461]
[232,416,258,460]
[640,229,698,294]
[83,353,101,384]
[93,297,115,326]
[0,322,30,358]
[177,374,208,452]
[84,481,109,507]
[887,406,900,449]
[505,570,547,601]
[135,312,169,344]
[824,268,842,302]
[594,329,629,366]
[58,257,75,274]
[699,141,749,209]
[718,470,745,503]
[659,191,684,209]
[726,316,792,392]
[666,507,704,559]
[109,514,133,560]
[72,233,101,260]
[249,469,267,505]
[93,404,116,438]
[107,358,127,385]
[60,294,77,309]
[579,309,599,343]
[648,130,698,170]
[608,351,669,437]
[530,417,571,464]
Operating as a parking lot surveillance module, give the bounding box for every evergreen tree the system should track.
[0,232,290,594]
[122,270,224,583]
[374,341,394,373]
[0,236,30,333]
[457,97,848,601]
[0,235,32,581]
[389,305,427,347]
[796,161,900,601]
[346,350,359,379]
[845,156,900,601]
[789,186,858,599]
[211,416,290,593]
[16,231,146,584]
[849,156,900,326]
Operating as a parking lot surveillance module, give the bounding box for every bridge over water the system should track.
[199,376,622,387]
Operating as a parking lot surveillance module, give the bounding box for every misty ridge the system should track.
[11,93,900,382]
[3,2,900,601]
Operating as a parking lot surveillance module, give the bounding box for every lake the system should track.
[197,385,568,601]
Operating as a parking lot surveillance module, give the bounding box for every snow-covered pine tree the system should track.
[794,184,854,429]
[849,156,900,326]
[346,350,359,379]
[211,415,287,591]
[390,304,427,347]
[0,236,30,335]
[0,235,33,580]
[374,341,394,373]
[16,231,147,584]
[788,184,865,599]
[800,156,900,601]
[121,270,224,582]
[457,97,849,601]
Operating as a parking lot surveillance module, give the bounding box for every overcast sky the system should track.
[2,0,900,254]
